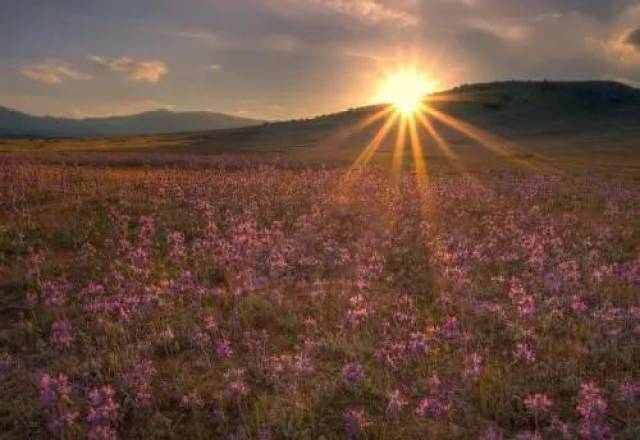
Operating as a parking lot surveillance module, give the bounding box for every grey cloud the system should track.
[624,27,640,50]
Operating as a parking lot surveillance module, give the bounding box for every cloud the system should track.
[600,3,640,64]
[21,61,91,84]
[207,64,222,72]
[466,18,529,41]
[264,34,306,52]
[624,27,640,51]
[89,56,168,83]
[164,24,314,55]
[163,29,221,44]
[277,0,418,28]
[605,28,640,65]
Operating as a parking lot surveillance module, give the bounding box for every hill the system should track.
[0,107,263,137]
[1,81,639,172]
[170,80,640,156]
[438,80,640,134]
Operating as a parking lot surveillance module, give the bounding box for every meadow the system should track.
[0,154,638,439]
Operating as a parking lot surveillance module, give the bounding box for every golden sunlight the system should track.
[378,69,434,116]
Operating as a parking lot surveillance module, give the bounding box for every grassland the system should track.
[0,151,639,439]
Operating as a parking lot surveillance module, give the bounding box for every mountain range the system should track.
[0,107,263,137]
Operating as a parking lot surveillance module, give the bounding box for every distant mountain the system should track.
[0,107,263,137]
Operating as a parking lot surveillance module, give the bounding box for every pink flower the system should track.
[576,382,610,439]
[438,316,461,339]
[415,397,446,418]
[86,385,118,440]
[215,337,233,358]
[180,390,205,410]
[479,427,504,440]
[41,280,69,307]
[87,385,118,418]
[167,231,187,261]
[122,360,156,408]
[224,368,249,400]
[524,393,553,415]
[38,373,78,433]
[344,408,369,439]
[49,319,74,350]
[621,382,640,403]
[26,290,38,305]
[202,315,218,332]
[342,362,364,385]
[385,389,408,417]
[464,352,484,381]
[513,342,536,364]
[571,295,588,314]
[514,431,542,440]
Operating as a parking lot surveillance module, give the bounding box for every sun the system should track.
[378,69,434,116]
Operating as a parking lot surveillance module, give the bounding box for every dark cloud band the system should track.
[625,27,640,51]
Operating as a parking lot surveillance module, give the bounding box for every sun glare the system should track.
[379,69,433,116]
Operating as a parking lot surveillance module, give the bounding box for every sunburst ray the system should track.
[318,106,394,150]
[420,105,556,172]
[415,111,458,161]
[392,116,408,175]
[352,112,399,169]
[407,115,428,188]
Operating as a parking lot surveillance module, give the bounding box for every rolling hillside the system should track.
[172,80,640,155]
[2,81,639,172]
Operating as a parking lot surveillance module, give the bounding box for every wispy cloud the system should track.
[164,27,308,54]
[163,29,221,44]
[466,18,529,42]
[21,61,91,85]
[89,56,168,83]
[207,64,222,72]
[276,0,418,28]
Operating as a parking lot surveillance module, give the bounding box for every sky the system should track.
[1,0,640,120]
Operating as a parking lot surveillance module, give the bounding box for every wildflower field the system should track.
[0,155,638,439]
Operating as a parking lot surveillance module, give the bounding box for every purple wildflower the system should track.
[86,385,119,440]
[385,389,408,417]
[621,382,640,403]
[576,382,610,440]
[49,319,74,350]
[342,362,364,385]
[415,397,446,418]
[344,408,369,439]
